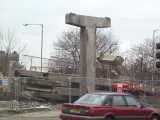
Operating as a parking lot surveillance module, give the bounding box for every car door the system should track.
[124,95,148,120]
[111,95,132,120]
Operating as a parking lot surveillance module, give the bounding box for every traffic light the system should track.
[156,43,160,68]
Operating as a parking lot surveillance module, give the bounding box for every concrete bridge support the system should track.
[65,13,111,93]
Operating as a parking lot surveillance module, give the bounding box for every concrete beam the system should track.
[66,13,111,28]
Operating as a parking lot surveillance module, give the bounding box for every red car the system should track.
[60,92,160,120]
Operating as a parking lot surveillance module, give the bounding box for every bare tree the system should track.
[54,28,80,71]
[0,29,26,54]
[0,29,26,75]
[96,30,118,55]
[124,38,154,78]
[53,28,119,73]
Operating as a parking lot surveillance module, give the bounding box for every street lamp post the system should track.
[108,43,118,91]
[24,24,44,73]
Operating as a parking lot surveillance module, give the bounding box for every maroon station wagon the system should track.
[60,92,160,120]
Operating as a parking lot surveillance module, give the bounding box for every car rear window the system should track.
[74,94,107,105]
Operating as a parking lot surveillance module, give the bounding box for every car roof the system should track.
[90,92,130,96]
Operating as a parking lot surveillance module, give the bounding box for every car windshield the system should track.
[74,94,107,105]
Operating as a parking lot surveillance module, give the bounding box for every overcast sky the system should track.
[1,0,160,58]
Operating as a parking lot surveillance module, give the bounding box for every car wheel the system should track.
[105,116,115,120]
[151,115,159,120]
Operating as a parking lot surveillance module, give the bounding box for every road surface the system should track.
[0,111,60,120]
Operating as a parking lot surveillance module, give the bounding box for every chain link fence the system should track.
[2,75,160,112]
[7,75,117,111]
[20,55,76,73]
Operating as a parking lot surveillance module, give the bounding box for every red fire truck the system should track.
[112,81,144,95]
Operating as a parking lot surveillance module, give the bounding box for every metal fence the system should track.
[136,79,160,95]
[7,76,116,111]
[20,55,75,73]
[0,75,159,111]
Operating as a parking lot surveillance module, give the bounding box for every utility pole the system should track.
[24,24,44,74]
[152,29,160,91]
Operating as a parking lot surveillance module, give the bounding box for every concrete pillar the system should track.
[86,27,96,92]
[80,27,87,93]
[80,27,96,93]
[65,13,111,94]
[80,27,87,76]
